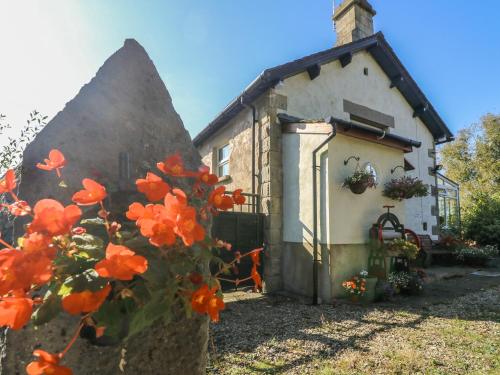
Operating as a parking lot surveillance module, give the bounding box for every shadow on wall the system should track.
[281,135,331,302]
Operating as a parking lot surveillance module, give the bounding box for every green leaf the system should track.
[72,233,104,258]
[93,301,129,340]
[58,269,107,297]
[32,291,61,326]
[127,290,170,339]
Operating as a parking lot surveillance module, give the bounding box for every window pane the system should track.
[218,163,229,177]
[218,145,230,162]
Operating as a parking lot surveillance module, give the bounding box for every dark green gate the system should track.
[212,211,264,291]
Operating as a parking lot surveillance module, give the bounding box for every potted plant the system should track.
[382,176,428,201]
[386,238,420,260]
[388,271,424,295]
[343,169,376,194]
[342,270,378,302]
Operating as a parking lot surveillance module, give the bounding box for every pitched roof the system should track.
[193,32,453,146]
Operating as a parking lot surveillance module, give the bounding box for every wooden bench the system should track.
[418,234,454,267]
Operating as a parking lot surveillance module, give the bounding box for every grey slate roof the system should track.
[193,32,453,146]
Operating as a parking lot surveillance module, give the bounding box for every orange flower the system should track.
[0,169,16,193]
[62,284,111,315]
[0,295,33,330]
[126,202,146,221]
[208,186,234,211]
[26,350,72,375]
[157,153,192,177]
[36,149,66,178]
[232,189,246,205]
[136,172,170,202]
[191,284,225,322]
[72,179,107,205]
[138,207,176,247]
[164,189,205,246]
[22,232,54,256]
[197,166,218,185]
[95,243,148,281]
[29,199,81,236]
[173,206,205,246]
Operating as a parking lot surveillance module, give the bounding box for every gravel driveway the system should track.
[209,272,500,374]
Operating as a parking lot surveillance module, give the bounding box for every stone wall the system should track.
[6,39,209,374]
[196,92,285,293]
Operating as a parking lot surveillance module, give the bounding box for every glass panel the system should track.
[363,162,377,183]
[218,163,229,177]
[218,144,230,163]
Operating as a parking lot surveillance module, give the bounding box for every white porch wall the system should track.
[276,50,437,239]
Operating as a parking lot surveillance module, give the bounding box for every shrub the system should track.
[454,245,498,266]
[463,192,500,248]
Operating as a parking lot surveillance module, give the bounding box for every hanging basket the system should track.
[348,181,369,195]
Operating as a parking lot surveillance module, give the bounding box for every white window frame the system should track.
[217,144,230,177]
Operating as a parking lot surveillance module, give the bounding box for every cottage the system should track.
[194,0,455,302]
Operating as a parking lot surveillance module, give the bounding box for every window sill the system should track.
[217,175,232,184]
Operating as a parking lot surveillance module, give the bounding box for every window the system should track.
[363,162,378,184]
[217,144,230,177]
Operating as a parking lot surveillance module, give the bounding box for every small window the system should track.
[364,162,378,184]
[217,144,230,177]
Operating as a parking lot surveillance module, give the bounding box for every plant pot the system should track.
[349,181,368,194]
[350,294,361,303]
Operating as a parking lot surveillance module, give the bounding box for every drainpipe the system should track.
[312,120,337,305]
[241,98,257,213]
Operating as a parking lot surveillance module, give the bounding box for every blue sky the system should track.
[1,0,499,139]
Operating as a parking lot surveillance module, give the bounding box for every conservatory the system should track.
[437,172,460,229]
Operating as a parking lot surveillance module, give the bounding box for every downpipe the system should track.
[312,121,336,305]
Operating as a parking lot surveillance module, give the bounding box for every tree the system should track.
[0,111,46,174]
[439,114,500,246]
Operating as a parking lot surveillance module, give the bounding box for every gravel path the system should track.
[208,272,500,374]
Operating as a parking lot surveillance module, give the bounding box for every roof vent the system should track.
[333,0,376,46]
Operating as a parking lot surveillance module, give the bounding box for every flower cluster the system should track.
[386,238,420,260]
[343,170,376,189]
[0,150,262,374]
[341,270,368,296]
[382,176,428,201]
[454,245,498,261]
[388,271,424,295]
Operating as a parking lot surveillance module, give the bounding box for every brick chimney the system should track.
[333,0,376,46]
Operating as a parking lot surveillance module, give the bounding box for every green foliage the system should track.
[0,111,46,173]
[439,114,500,245]
[462,192,500,247]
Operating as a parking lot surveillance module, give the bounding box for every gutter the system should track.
[312,122,337,305]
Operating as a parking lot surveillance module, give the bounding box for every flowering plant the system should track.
[382,176,428,201]
[386,238,420,260]
[343,170,376,194]
[341,270,368,296]
[454,245,497,266]
[388,271,423,295]
[0,150,262,374]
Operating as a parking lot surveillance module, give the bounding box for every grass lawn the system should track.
[209,275,500,375]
